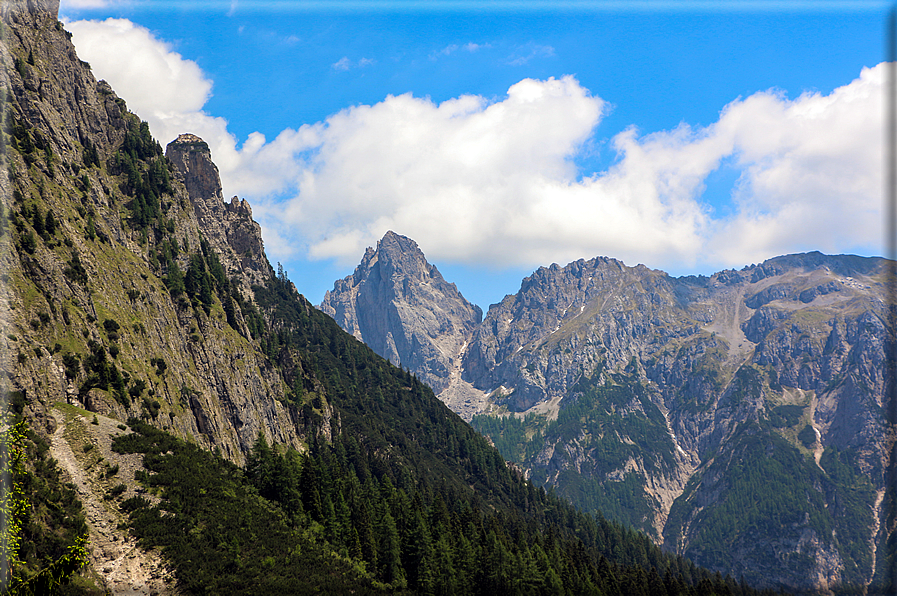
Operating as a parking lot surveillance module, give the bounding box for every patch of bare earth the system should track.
[49,405,180,595]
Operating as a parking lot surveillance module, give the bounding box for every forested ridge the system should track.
[111,417,782,596]
[92,270,785,595]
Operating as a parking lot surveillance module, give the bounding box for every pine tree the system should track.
[165,261,185,298]
[31,205,44,235]
[43,209,56,235]
[377,509,404,586]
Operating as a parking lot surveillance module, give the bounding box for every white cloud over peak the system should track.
[705,66,883,263]
[64,18,237,157]
[278,76,608,265]
[66,18,884,274]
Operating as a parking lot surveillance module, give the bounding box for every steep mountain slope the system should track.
[326,239,895,592]
[0,0,311,465]
[0,2,775,594]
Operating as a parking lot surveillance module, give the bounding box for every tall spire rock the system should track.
[320,231,482,395]
[165,134,270,292]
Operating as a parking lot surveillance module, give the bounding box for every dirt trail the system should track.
[49,406,178,595]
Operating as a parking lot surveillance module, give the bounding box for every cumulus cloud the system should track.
[705,66,883,263]
[65,18,228,148]
[259,65,883,271]
[65,18,884,274]
[269,76,608,265]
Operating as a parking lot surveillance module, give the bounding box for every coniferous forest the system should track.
[112,418,778,596]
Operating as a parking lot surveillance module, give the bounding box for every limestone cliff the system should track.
[319,231,482,396]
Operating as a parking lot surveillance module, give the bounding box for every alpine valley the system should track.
[321,234,897,593]
[0,1,820,595]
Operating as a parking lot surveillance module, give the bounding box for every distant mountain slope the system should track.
[324,235,895,592]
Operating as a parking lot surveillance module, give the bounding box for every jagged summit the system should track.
[170,132,208,147]
[320,231,482,395]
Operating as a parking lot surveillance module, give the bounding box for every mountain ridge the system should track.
[322,231,895,592]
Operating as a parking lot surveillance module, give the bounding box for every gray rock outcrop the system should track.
[319,231,482,394]
[165,133,271,294]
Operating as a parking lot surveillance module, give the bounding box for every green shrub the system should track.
[798,424,817,448]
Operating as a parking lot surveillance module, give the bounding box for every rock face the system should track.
[165,133,270,295]
[483,254,893,592]
[326,242,895,592]
[319,231,482,395]
[1,0,308,460]
[2,3,333,589]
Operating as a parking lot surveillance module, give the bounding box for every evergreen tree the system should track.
[43,209,56,235]
[165,261,185,298]
[31,205,43,235]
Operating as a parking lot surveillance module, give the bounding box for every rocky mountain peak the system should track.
[320,232,482,395]
[365,230,437,281]
[165,133,223,206]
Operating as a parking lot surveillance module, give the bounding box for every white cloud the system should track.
[705,66,884,263]
[432,42,490,59]
[508,43,556,66]
[65,18,224,146]
[332,56,375,71]
[432,44,459,58]
[64,17,885,274]
[332,56,352,71]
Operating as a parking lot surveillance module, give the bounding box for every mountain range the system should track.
[321,231,896,593]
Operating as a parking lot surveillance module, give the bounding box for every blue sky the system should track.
[60,0,890,310]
